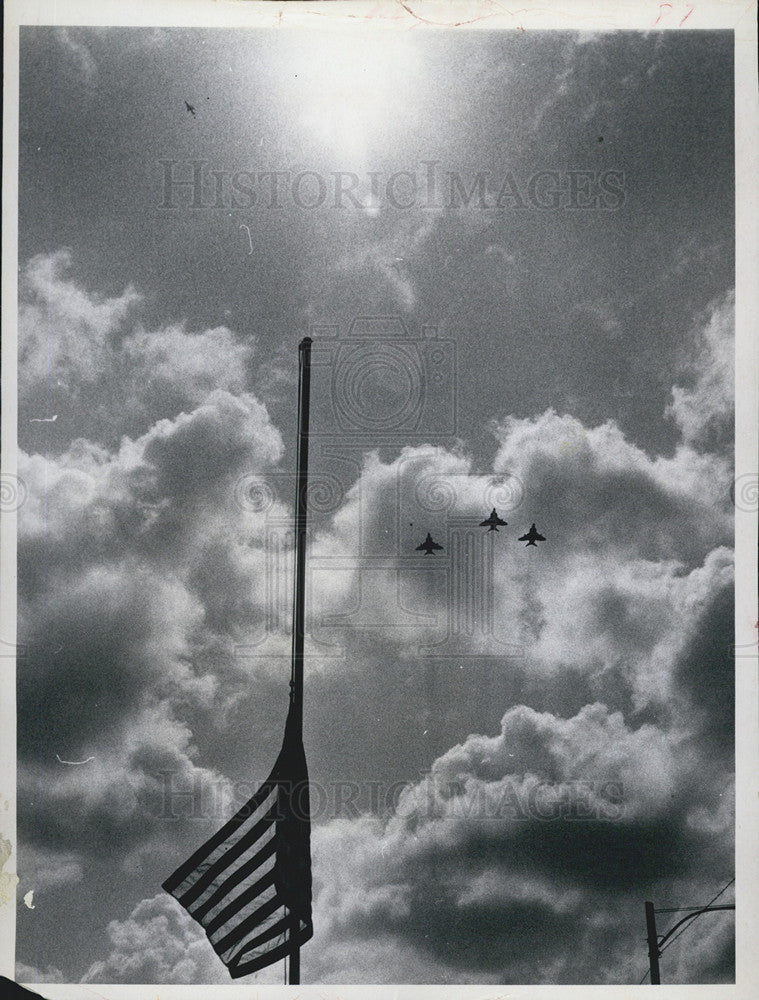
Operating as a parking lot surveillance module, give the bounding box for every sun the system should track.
[281,29,421,165]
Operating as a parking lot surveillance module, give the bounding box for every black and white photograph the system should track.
[2,0,757,994]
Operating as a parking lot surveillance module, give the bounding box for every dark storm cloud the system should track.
[300,696,733,984]
[673,582,735,754]
[16,334,289,887]
[18,564,204,760]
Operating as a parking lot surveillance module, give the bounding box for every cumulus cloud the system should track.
[17,704,232,862]
[71,404,730,984]
[16,384,289,893]
[20,249,141,392]
[303,696,733,984]
[81,894,228,985]
[19,250,256,447]
[20,393,734,980]
[301,412,733,713]
[292,353,733,982]
[492,409,732,564]
[17,248,734,984]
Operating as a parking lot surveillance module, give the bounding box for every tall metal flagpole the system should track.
[288,336,311,985]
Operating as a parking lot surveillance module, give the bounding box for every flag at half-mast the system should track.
[162,696,313,977]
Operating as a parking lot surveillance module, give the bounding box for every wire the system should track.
[658,877,735,956]
[656,905,721,914]
[636,877,736,983]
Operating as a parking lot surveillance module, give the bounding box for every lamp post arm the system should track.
[657,904,735,951]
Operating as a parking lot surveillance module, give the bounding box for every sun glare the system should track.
[283,31,421,164]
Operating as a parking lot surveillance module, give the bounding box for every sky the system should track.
[14,24,736,986]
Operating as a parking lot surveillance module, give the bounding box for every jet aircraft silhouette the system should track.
[416,533,444,555]
[479,508,508,531]
[185,101,196,116]
[518,524,546,547]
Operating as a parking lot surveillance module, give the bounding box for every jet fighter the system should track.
[479,508,508,531]
[518,524,546,547]
[416,533,444,555]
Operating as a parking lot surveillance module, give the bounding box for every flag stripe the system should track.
[230,914,290,958]
[176,804,278,908]
[229,915,311,969]
[205,869,277,935]
[180,826,276,918]
[192,838,277,922]
[163,701,312,979]
[174,795,277,904]
[214,894,282,953]
[213,886,279,956]
[223,902,284,964]
[229,937,295,979]
[162,777,278,893]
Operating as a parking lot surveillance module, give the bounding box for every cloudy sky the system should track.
[14,22,736,986]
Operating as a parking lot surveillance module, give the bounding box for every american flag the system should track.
[162,700,313,978]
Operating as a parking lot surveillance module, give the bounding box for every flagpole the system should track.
[288,336,312,985]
